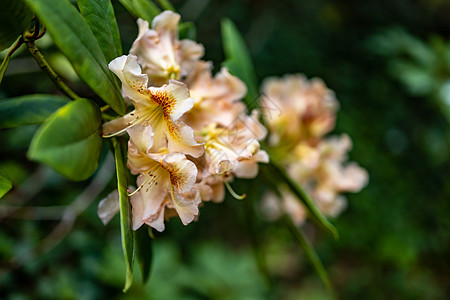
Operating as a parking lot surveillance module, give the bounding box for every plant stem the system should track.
[24,39,79,100]
[0,37,24,85]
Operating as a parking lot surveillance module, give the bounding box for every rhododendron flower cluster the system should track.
[102,11,268,232]
[260,75,368,225]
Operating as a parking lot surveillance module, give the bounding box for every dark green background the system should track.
[0,0,449,299]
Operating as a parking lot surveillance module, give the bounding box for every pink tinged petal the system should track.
[144,207,166,232]
[233,160,258,178]
[151,10,180,34]
[161,152,197,193]
[336,163,369,192]
[130,170,170,230]
[97,189,120,225]
[108,55,149,104]
[144,199,169,232]
[215,67,247,101]
[166,120,204,157]
[127,141,157,174]
[170,188,200,225]
[102,112,135,137]
[127,125,154,155]
[178,40,205,77]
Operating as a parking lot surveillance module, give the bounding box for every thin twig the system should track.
[24,39,80,100]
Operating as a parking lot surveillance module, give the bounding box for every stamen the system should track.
[127,164,161,196]
[224,180,246,200]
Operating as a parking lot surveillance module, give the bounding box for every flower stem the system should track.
[24,39,79,100]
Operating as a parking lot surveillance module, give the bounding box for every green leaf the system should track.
[134,226,153,284]
[118,0,160,22]
[27,98,102,181]
[243,179,272,286]
[25,0,126,115]
[0,50,12,85]
[179,22,196,40]
[267,160,339,239]
[221,19,258,108]
[0,167,12,198]
[0,0,32,51]
[0,94,69,129]
[77,0,122,62]
[113,138,134,292]
[285,217,333,292]
[155,0,175,11]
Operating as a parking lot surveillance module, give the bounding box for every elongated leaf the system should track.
[135,226,153,284]
[0,167,12,198]
[243,179,272,286]
[221,19,258,108]
[27,99,102,181]
[156,0,175,11]
[0,0,32,51]
[285,217,333,292]
[25,0,126,115]
[0,94,69,129]
[267,160,339,239]
[113,138,134,292]
[77,0,122,62]
[118,0,160,22]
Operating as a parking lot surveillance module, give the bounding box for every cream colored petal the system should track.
[127,125,154,155]
[150,80,194,122]
[166,120,204,157]
[97,189,119,225]
[178,40,204,77]
[108,55,149,104]
[151,10,180,34]
[161,152,197,193]
[335,163,369,192]
[130,170,170,230]
[127,141,158,174]
[232,160,258,178]
[102,112,135,137]
[215,67,247,101]
[170,188,200,225]
[144,198,169,232]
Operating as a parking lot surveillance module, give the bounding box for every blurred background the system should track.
[1,0,449,299]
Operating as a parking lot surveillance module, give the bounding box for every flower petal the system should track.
[149,80,194,122]
[109,55,149,104]
[97,189,120,225]
[161,152,197,193]
[166,120,204,157]
[170,188,201,226]
[130,170,170,230]
[127,124,154,155]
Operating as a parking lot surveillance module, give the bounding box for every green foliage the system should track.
[134,227,153,284]
[178,22,197,40]
[25,0,126,114]
[369,28,450,123]
[118,0,160,22]
[113,138,135,292]
[27,98,102,181]
[0,167,12,198]
[0,0,32,51]
[286,217,332,292]
[221,19,258,108]
[265,161,338,239]
[0,94,69,129]
[77,0,123,62]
